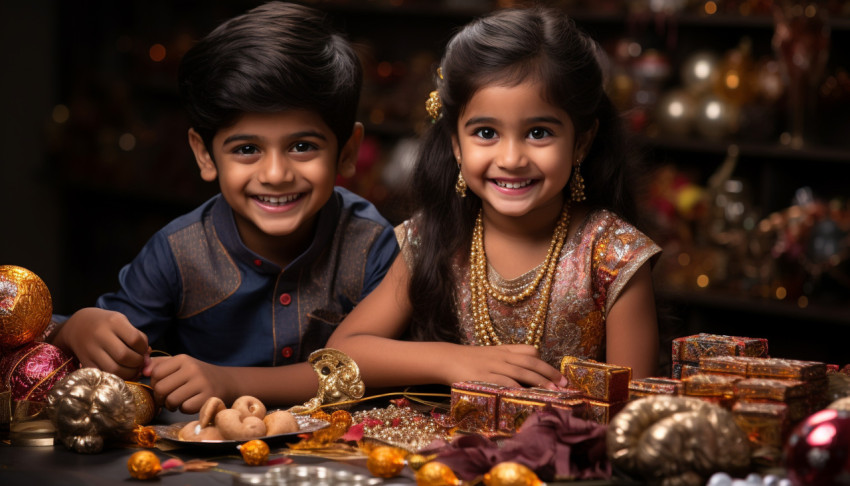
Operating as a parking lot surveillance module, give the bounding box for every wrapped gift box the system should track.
[732,401,790,450]
[673,334,768,364]
[734,378,807,402]
[671,362,701,380]
[628,377,682,399]
[450,381,509,433]
[582,399,627,424]
[747,358,827,381]
[560,357,631,402]
[497,388,586,433]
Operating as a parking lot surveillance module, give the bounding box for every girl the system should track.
[327,6,660,388]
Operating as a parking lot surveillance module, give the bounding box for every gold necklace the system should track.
[469,203,570,348]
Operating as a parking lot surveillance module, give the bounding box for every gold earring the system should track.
[570,159,586,202]
[455,160,467,198]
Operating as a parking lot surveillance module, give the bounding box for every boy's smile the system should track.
[189,110,358,265]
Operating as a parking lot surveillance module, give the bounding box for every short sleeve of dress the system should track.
[590,211,661,315]
[394,218,419,271]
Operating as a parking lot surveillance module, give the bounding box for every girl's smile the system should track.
[452,79,583,223]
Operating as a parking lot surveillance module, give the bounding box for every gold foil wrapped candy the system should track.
[239,439,270,466]
[0,265,53,351]
[127,450,162,480]
[366,446,407,478]
[46,368,137,453]
[607,395,750,486]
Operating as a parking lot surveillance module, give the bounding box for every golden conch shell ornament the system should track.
[289,348,365,415]
[46,368,137,453]
[607,395,751,486]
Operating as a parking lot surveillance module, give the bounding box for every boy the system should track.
[49,2,398,414]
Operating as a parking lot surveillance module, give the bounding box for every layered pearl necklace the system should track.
[469,203,570,348]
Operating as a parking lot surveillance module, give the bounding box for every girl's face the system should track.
[452,79,587,223]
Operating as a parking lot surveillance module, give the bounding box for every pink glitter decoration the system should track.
[0,341,79,402]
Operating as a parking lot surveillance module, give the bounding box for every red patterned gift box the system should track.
[497,388,586,433]
[673,333,768,363]
[628,377,682,399]
[671,362,700,380]
[450,381,510,433]
[560,357,631,402]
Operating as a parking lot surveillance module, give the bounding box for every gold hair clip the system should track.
[425,90,442,121]
[425,67,444,122]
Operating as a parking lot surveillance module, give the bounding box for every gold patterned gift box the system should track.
[560,356,631,403]
[497,387,586,433]
[732,401,790,450]
[747,358,827,381]
[582,399,627,424]
[628,377,682,400]
[450,381,510,433]
[682,373,741,408]
[673,333,769,363]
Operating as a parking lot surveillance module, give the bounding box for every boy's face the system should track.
[188,111,359,259]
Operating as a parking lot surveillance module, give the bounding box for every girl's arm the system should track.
[605,262,659,378]
[327,255,564,389]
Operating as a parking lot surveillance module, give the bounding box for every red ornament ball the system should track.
[784,409,850,486]
[0,341,79,402]
[0,265,53,351]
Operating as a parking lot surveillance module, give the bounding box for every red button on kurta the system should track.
[279,293,292,305]
[281,346,293,358]
[253,259,262,266]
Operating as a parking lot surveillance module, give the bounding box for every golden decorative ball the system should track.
[239,439,270,466]
[311,410,332,422]
[0,265,53,351]
[330,409,352,428]
[125,382,158,426]
[127,450,162,480]
[367,446,407,478]
[415,461,460,486]
[483,462,543,486]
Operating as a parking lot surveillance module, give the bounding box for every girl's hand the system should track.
[52,307,149,380]
[443,343,567,389]
[145,355,234,414]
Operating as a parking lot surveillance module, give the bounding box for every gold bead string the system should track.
[470,203,570,348]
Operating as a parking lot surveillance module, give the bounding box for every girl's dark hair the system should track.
[178,2,362,152]
[406,6,641,342]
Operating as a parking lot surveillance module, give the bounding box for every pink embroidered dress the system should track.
[396,209,661,368]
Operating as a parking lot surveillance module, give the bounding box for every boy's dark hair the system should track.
[406,6,643,343]
[178,1,362,152]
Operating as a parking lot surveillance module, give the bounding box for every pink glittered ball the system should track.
[784,409,850,486]
[0,341,79,402]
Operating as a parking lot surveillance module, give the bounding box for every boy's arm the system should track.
[50,307,149,380]
[146,356,319,413]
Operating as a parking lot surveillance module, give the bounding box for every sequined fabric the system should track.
[397,210,660,368]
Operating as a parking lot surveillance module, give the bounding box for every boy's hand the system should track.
[444,344,566,389]
[145,355,233,415]
[53,307,149,380]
